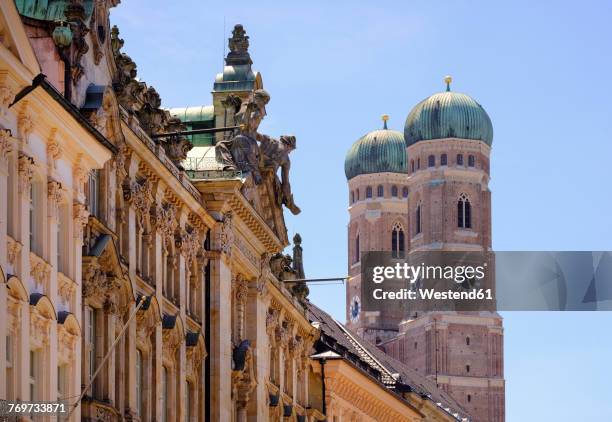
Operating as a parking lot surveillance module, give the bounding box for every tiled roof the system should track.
[306,301,470,421]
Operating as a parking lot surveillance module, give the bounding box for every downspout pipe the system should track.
[320,358,327,416]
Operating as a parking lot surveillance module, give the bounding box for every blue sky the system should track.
[111,1,612,420]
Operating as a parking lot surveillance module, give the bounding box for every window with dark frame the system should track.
[458,193,472,229]
[428,154,435,167]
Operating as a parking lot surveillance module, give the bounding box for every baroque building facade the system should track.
[2,1,474,421]
[344,82,505,421]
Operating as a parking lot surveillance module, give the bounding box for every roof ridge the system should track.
[332,317,396,385]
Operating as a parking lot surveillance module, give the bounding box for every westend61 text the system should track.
[372,288,494,301]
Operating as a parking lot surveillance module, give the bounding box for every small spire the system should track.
[444,75,452,91]
[382,114,389,129]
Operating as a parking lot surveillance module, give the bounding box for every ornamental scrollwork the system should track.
[0,129,12,162]
[17,154,34,193]
[219,211,234,256]
[73,203,90,239]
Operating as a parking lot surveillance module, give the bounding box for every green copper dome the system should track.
[345,118,407,180]
[404,79,493,146]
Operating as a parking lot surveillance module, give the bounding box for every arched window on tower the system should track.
[350,191,354,204]
[366,186,372,198]
[410,160,415,173]
[356,189,360,201]
[402,187,409,198]
[415,203,422,235]
[391,185,398,197]
[428,155,435,167]
[468,154,475,167]
[377,185,384,197]
[458,193,472,229]
[457,154,464,166]
[391,222,405,258]
[354,235,360,263]
[441,153,448,166]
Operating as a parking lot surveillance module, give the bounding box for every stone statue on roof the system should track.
[258,134,301,215]
[226,24,252,65]
[215,87,300,214]
[215,89,270,184]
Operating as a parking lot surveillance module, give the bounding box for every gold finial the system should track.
[382,114,389,129]
[444,75,452,91]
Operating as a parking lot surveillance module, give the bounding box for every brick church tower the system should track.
[344,115,410,344]
[345,77,505,422]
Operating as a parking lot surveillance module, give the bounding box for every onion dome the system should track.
[404,76,493,146]
[345,115,407,180]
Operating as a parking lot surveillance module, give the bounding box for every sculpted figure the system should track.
[258,134,301,215]
[217,89,270,184]
[216,95,242,170]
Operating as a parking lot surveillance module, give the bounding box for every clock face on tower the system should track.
[349,295,361,323]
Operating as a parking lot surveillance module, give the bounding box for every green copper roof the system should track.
[15,0,94,22]
[404,90,493,146]
[345,123,407,180]
[213,65,260,92]
[169,105,215,147]
[168,105,214,123]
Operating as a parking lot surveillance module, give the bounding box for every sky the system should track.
[111,1,612,420]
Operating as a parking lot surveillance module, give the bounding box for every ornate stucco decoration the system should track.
[82,260,107,299]
[47,180,64,218]
[58,273,77,304]
[64,0,89,85]
[181,227,200,269]
[233,346,257,410]
[256,252,272,296]
[89,0,113,65]
[233,274,249,341]
[186,334,206,378]
[0,84,14,116]
[110,25,192,166]
[46,129,62,171]
[151,202,177,251]
[129,180,153,227]
[30,253,51,287]
[58,327,78,364]
[226,24,252,65]
[136,304,159,349]
[114,142,129,180]
[17,153,34,193]
[30,311,51,347]
[218,211,234,257]
[162,323,183,360]
[82,258,122,312]
[0,129,12,163]
[73,202,90,238]
[72,153,88,198]
[17,106,34,145]
[7,238,22,268]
